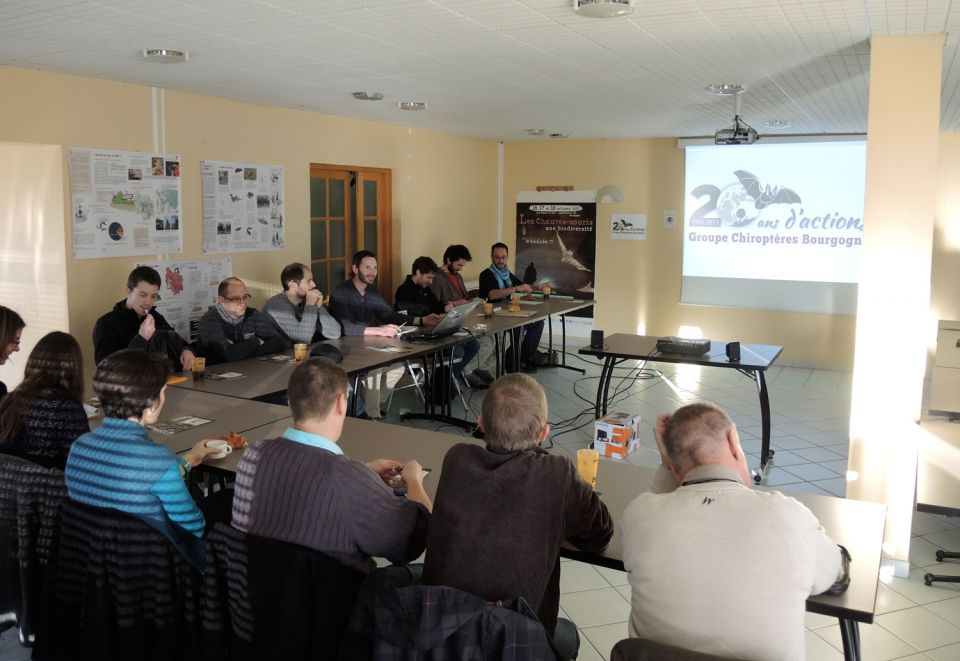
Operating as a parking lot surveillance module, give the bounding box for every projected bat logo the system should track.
[716,170,802,227]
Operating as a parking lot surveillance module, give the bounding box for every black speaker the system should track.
[725,341,741,362]
[590,330,604,349]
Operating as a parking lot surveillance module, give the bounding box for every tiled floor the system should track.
[6,345,960,660]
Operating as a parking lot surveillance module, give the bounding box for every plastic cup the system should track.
[542,286,551,299]
[294,343,309,362]
[192,356,206,381]
[483,303,494,317]
[577,448,599,489]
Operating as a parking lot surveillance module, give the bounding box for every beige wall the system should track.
[0,65,499,378]
[5,63,960,374]
[504,138,858,368]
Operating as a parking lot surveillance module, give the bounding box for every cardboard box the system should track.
[594,412,641,459]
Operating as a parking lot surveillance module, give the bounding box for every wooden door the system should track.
[309,165,393,301]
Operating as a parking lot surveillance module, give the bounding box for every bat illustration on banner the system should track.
[556,231,591,272]
[734,170,802,209]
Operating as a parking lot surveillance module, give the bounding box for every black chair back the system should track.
[202,522,366,661]
[612,638,742,661]
[33,497,204,661]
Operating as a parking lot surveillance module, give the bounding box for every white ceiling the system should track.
[0,0,957,140]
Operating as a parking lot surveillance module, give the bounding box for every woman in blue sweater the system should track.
[65,349,217,567]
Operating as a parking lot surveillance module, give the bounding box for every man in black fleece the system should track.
[92,266,194,370]
[422,373,614,660]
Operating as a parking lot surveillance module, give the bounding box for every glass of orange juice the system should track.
[576,448,599,489]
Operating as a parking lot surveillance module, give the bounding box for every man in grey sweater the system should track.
[232,357,431,573]
[262,263,341,343]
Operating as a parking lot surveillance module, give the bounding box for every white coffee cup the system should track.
[204,439,232,459]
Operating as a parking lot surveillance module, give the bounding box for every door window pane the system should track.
[363,180,378,215]
[312,261,328,294]
[310,221,327,260]
[310,178,326,217]
[331,260,346,286]
[330,219,345,258]
[329,180,345,217]
[364,220,378,255]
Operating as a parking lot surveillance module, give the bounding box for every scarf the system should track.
[489,263,512,289]
[215,303,244,326]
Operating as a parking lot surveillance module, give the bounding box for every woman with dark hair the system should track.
[0,331,89,470]
[65,349,217,567]
[0,305,26,398]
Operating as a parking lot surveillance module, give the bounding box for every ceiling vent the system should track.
[573,0,634,18]
[142,49,189,63]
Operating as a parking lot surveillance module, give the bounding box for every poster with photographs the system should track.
[515,191,596,300]
[69,148,182,259]
[135,257,232,342]
[201,160,284,253]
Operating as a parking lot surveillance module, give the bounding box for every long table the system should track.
[462,297,595,376]
[170,298,594,430]
[169,334,461,402]
[579,334,783,482]
[192,419,881,661]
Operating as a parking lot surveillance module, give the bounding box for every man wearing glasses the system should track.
[197,277,289,364]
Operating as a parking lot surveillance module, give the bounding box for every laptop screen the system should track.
[426,299,482,335]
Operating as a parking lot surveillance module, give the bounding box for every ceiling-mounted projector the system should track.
[715,120,759,145]
[714,89,760,145]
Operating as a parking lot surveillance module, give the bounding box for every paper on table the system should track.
[206,371,244,380]
[148,415,213,435]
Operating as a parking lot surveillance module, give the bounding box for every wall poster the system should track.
[69,148,182,259]
[201,160,284,253]
[515,191,596,297]
[135,257,232,342]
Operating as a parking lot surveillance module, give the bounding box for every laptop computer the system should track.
[403,299,482,340]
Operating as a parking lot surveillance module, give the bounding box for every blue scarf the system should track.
[489,263,512,289]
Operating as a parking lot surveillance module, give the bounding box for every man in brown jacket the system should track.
[422,373,614,660]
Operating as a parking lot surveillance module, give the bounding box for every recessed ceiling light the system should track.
[525,129,546,136]
[706,83,745,96]
[764,119,793,129]
[573,0,635,18]
[353,91,384,101]
[549,133,569,139]
[398,101,428,111]
[142,48,189,63]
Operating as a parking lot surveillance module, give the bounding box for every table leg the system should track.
[754,369,774,483]
[839,618,860,661]
[540,312,586,375]
[401,347,475,432]
[513,327,522,371]
[596,356,615,418]
[350,373,363,417]
[494,333,502,377]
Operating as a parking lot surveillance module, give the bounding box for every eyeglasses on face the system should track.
[224,293,252,303]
